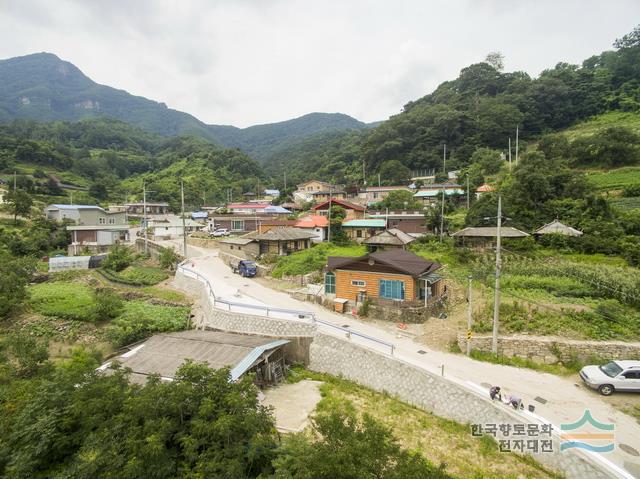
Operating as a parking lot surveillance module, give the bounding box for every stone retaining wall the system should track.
[310,333,609,479]
[172,270,611,479]
[459,334,640,364]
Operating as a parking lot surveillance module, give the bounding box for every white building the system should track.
[148,216,204,239]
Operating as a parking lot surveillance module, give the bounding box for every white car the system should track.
[210,228,230,237]
[579,360,640,396]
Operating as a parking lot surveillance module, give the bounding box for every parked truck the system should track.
[230,259,257,277]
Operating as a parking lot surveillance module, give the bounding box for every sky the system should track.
[1,0,639,128]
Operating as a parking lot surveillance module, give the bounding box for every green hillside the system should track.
[0,53,367,161]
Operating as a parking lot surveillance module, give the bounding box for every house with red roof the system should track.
[294,215,329,243]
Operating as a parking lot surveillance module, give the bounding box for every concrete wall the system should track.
[135,238,184,262]
[171,270,611,479]
[459,334,640,364]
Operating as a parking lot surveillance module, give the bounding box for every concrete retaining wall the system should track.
[459,334,640,364]
[310,333,609,479]
[172,270,611,479]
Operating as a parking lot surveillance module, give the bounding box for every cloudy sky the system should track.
[1,0,639,127]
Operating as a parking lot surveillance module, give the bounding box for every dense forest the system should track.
[262,26,640,186]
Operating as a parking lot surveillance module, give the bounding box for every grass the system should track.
[287,367,563,479]
[469,350,576,376]
[140,286,189,303]
[562,111,640,141]
[29,281,95,321]
[106,300,190,346]
[586,166,640,191]
[610,196,640,210]
[99,265,169,286]
[271,242,366,278]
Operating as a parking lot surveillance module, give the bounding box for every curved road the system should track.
[165,240,640,478]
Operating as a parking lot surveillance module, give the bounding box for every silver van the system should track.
[580,360,640,396]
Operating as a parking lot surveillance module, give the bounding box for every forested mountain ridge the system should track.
[262,27,640,185]
[0,53,367,160]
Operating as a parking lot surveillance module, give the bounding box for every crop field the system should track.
[562,111,640,141]
[586,166,640,191]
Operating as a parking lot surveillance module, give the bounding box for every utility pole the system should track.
[283,171,287,192]
[515,125,519,166]
[181,180,187,258]
[378,173,381,187]
[143,182,148,255]
[362,158,366,186]
[69,192,73,205]
[467,275,473,356]
[492,194,502,354]
[443,144,446,173]
[327,186,332,243]
[13,171,16,191]
[439,187,445,243]
[508,138,512,169]
[466,176,470,209]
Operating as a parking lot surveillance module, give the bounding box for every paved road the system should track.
[163,239,640,478]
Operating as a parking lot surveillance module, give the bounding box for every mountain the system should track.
[0,52,367,160]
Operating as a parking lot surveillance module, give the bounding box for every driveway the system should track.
[167,240,640,478]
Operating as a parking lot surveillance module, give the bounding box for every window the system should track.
[108,218,115,224]
[325,272,335,294]
[232,220,244,231]
[379,279,404,300]
[99,217,106,224]
[351,280,366,287]
[356,229,362,238]
[622,371,640,379]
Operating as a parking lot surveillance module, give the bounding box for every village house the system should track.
[44,204,130,255]
[341,219,386,243]
[218,237,261,260]
[210,214,291,234]
[226,202,291,215]
[413,184,465,205]
[324,249,445,309]
[475,183,494,199]
[366,210,428,235]
[124,202,170,217]
[293,180,339,204]
[310,189,347,202]
[256,219,298,234]
[245,227,316,256]
[364,228,416,251]
[294,214,328,243]
[451,226,530,248]
[359,185,412,206]
[312,198,365,220]
[0,185,6,204]
[148,216,204,240]
[534,219,583,237]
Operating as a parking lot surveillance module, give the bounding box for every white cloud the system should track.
[0,0,638,127]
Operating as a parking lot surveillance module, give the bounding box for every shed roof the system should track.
[247,227,317,241]
[327,249,441,278]
[312,198,365,212]
[476,183,494,193]
[342,219,386,228]
[364,228,416,246]
[534,219,583,237]
[451,226,530,238]
[47,204,105,211]
[109,330,288,383]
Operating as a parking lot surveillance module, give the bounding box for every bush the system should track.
[158,246,180,270]
[90,289,124,322]
[622,184,640,197]
[99,266,169,286]
[102,245,133,272]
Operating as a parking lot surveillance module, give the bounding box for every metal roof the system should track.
[111,331,289,382]
[363,228,416,246]
[342,219,386,228]
[312,198,366,211]
[220,237,257,245]
[48,204,105,211]
[534,220,583,237]
[247,227,317,241]
[451,226,530,238]
[414,189,464,197]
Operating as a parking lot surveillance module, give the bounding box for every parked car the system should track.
[231,259,257,278]
[579,360,640,395]
[210,228,230,237]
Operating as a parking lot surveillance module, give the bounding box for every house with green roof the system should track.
[341,218,386,243]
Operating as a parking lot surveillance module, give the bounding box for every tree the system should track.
[273,407,451,479]
[378,160,411,185]
[101,245,133,272]
[89,182,108,200]
[4,190,33,224]
[158,246,180,270]
[0,252,36,320]
[378,190,421,210]
[485,51,505,71]
[90,289,124,323]
[328,205,349,244]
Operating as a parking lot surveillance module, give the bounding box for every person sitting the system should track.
[489,386,502,401]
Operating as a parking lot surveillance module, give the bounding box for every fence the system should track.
[176,262,395,356]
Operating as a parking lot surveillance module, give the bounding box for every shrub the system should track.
[158,246,180,270]
[102,245,133,272]
[90,289,124,322]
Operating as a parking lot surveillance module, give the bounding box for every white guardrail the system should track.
[177,263,395,356]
